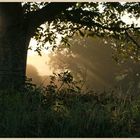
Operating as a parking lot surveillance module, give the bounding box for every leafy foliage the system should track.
[24,2,140,62]
[22,2,48,13]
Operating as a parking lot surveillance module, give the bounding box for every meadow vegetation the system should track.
[0,71,140,137]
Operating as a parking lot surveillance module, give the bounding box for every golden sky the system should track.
[27,39,53,76]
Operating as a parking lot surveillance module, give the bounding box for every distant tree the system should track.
[26,64,42,85]
[0,2,140,89]
[48,36,140,90]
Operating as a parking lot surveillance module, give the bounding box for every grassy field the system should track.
[0,72,140,137]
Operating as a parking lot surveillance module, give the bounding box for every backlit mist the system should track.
[26,36,140,91]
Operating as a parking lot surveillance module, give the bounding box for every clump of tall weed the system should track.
[0,71,140,137]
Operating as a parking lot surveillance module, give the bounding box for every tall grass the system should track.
[0,72,140,137]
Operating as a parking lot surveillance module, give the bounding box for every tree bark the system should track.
[0,2,75,90]
[0,3,30,89]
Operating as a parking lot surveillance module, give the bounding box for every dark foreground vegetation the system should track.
[0,72,140,137]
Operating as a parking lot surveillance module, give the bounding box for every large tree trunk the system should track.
[0,3,30,89]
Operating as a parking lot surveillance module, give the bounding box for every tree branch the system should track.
[26,2,75,37]
[125,30,140,49]
[64,11,140,32]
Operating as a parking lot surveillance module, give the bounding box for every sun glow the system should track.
[27,53,52,76]
[27,38,53,76]
[27,26,63,76]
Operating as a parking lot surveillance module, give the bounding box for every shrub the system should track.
[0,71,139,137]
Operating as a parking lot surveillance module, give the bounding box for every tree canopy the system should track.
[22,2,140,62]
[1,2,140,89]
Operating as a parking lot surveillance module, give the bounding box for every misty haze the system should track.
[27,36,140,91]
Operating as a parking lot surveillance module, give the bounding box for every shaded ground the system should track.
[0,84,140,137]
